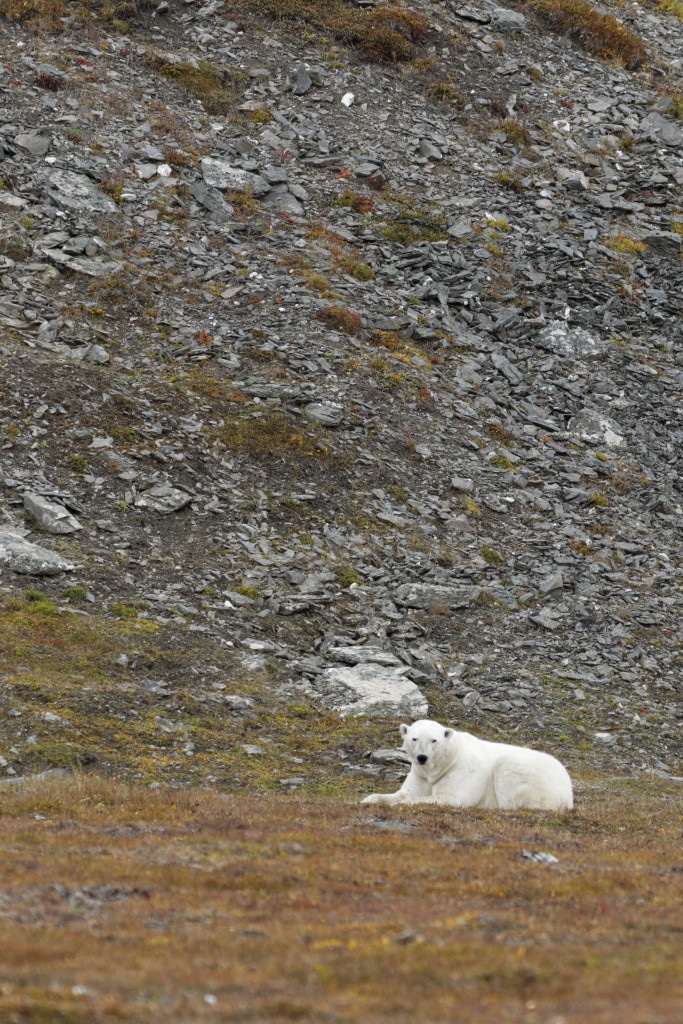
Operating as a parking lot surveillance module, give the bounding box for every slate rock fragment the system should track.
[317,664,428,718]
[23,493,82,534]
[0,531,75,575]
[568,409,625,447]
[394,584,481,611]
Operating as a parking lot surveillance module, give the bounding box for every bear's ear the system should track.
[400,723,410,738]
[443,728,454,740]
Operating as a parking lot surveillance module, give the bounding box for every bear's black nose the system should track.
[416,754,428,765]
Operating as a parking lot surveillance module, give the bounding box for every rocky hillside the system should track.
[1,0,682,789]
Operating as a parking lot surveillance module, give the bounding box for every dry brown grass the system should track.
[316,304,363,335]
[531,0,647,67]
[225,0,427,63]
[145,55,247,115]
[0,0,65,30]
[0,773,681,1023]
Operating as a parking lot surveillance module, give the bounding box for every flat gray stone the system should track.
[537,320,608,361]
[329,646,403,667]
[568,408,625,447]
[303,402,343,426]
[491,7,526,33]
[135,483,194,514]
[0,530,75,575]
[188,181,234,223]
[316,663,428,718]
[292,62,312,96]
[394,583,481,611]
[419,140,442,161]
[200,157,270,195]
[260,184,304,216]
[491,349,522,384]
[15,133,50,156]
[642,231,682,257]
[39,248,121,277]
[641,111,683,148]
[451,475,474,492]
[23,493,82,534]
[539,571,563,595]
[41,168,119,214]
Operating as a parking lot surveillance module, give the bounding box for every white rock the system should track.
[23,493,82,534]
[0,530,75,575]
[317,664,428,718]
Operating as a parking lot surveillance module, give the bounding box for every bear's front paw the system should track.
[361,793,384,804]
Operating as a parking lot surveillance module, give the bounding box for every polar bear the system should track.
[362,719,573,811]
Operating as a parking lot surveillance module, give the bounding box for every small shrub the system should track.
[606,235,647,256]
[338,257,375,281]
[335,191,374,214]
[500,119,530,146]
[429,81,465,106]
[110,602,139,618]
[334,565,361,588]
[36,70,65,91]
[234,584,260,600]
[530,0,647,68]
[100,175,125,205]
[0,0,65,30]
[485,422,515,447]
[494,170,525,192]
[480,545,502,564]
[316,305,362,335]
[249,108,273,123]
[370,330,402,352]
[147,56,247,115]
[589,492,609,508]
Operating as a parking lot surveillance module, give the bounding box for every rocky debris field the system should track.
[1,0,682,790]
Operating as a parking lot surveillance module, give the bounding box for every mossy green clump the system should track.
[480,545,503,564]
[606,235,647,256]
[334,565,361,588]
[234,584,260,600]
[379,195,449,245]
[147,56,247,115]
[490,454,514,470]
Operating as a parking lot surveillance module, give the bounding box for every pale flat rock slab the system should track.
[0,192,29,210]
[15,133,50,156]
[135,483,195,514]
[0,530,75,575]
[329,646,403,667]
[23,493,82,534]
[41,168,119,214]
[568,408,625,447]
[394,583,481,611]
[39,247,121,277]
[317,663,428,718]
[201,158,270,196]
[304,402,343,426]
[537,320,608,360]
[641,111,683,149]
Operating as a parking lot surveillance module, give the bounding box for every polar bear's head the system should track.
[400,719,455,777]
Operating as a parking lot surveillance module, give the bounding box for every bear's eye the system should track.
[412,737,417,741]
[432,739,437,743]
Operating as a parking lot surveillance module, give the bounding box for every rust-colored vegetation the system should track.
[226,0,428,62]
[0,774,682,1023]
[530,0,647,68]
[316,304,363,335]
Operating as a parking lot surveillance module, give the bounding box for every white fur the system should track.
[362,719,573,811]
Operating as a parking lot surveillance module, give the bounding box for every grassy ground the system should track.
[1,774,682,1023]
